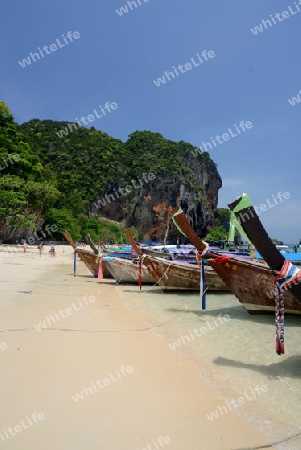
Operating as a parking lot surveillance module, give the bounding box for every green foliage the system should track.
[129,225,141,241]
[205,225,228,241]
[77,215,126,243]
[0,103,220,242]
[0,106,60,237]
[44,208,82,240]
[18,123,217,207]
[205,208,240,242]
[215,208,231,231]
[19,119,125,203]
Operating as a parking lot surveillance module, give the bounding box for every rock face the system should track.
[0,219,46,244]
[90,154,222,241]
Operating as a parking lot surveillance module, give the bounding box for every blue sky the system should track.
[1,0,300,242]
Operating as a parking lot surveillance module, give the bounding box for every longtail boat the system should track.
[124,229,229,291]
[142,245,197,261]
[63,231,111,278]
[103,257,155,284]
[171,205,301,315]
[95,243,133,259]
[227,194,301,355]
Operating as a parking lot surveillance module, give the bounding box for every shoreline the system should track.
[0,247,276,449]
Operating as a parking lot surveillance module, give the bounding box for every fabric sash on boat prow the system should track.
[228,193,301,355]
[96,251,103,279]
[274,260,301,355]
[196,244,211,310]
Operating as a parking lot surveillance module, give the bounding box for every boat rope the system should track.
[155,260,172,285]
[274,259,301,355]
[196,243,211,310]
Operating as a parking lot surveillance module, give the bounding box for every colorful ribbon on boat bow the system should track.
[73,250,77,277]
[274,260,301,355]
[196,243,211,310]
[96,251,103,279]
[138,254,146,290]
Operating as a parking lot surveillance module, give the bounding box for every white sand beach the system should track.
[0,245,277,449]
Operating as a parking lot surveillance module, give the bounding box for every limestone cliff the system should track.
[90,153,222,241]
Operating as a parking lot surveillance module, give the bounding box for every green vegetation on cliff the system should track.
[19,121,216,211]
[0,101,219,242]
[0,102,59,238]
[205,208,240,243]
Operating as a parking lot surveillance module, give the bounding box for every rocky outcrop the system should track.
[90,154,222,241]
[0,216,45,244]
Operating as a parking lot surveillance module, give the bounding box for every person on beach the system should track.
[50,242,55,257]
[38,242,44,257]
[23,240,28,253]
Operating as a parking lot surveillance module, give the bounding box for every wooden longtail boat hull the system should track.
[171,207,301,314]
[63,230,111,277]
[124,230,228,291]
[228,195,301,302]
[140,257,229,291]
[103,258,155,284]
[209,257,301,314]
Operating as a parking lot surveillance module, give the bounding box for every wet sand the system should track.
[0,245,276,449]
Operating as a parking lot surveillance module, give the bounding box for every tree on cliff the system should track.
[205,208,241,243]
[0,103,59,241]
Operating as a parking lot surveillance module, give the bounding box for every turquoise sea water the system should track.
[116,283,301,450]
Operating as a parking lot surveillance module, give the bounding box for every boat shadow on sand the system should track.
[213,355,301,380]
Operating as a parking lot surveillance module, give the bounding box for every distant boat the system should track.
[125,229,229,291]
[63,230,111,278]
[255,251,301,266]
[142,245,196,261]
